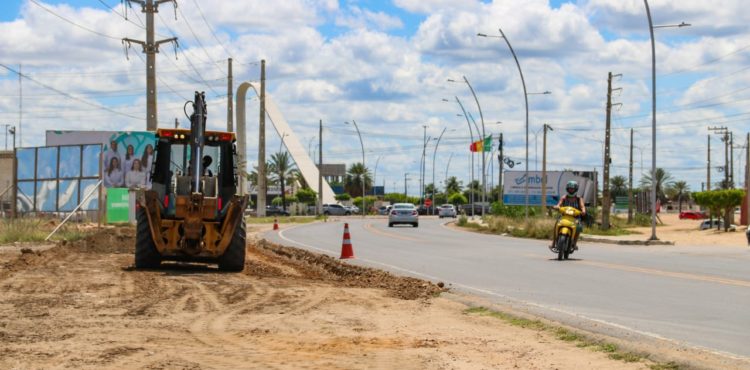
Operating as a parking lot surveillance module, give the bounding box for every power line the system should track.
[174,5,226,75]
[0,63,143,120]
[29,0,121,40]
[191,0,234,59]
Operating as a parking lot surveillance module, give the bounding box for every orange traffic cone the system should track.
[273,218,279,230]
[340,223,354,259]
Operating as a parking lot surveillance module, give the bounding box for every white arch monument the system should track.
[236,82,336,215]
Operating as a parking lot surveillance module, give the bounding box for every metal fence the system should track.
[15,144,102,218]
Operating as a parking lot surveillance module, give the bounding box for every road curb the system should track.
[579,236,675,246]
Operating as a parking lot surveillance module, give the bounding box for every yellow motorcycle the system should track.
[551,206,582,260]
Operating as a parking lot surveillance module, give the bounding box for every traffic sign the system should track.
[425,198,432,207]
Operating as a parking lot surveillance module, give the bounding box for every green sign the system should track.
[106,188,130,223]
[614,196,629,210]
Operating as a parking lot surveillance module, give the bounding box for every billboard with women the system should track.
[46,130,156,189]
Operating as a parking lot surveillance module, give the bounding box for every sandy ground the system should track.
[622,213,747,247]
[0,224,679,370]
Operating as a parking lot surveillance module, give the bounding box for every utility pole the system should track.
[404,173,409,197]
[123,0,178,131]
[541,124,552,212]
[744,132,749,225]
[709,126,728,188]
[628,128,634,223]
[498,134,503,203]
[174,118,178,128]
[227,58,233,132]
[730,131,734,187]
[707,135,711,191]
[257,60,267,217]
[419,125,428,202]
[602,72,621,230]
[318,119,323,215]
[18,63,22,147]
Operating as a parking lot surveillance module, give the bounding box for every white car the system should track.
[438,204,457,218]
[345,205,360,214]
[388,203,418,227]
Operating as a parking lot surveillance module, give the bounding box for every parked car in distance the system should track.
[322,203,351,216]
[377,205,392,215]
[679,210,707,220]
[438,204,457,218]
[699,219,736,231]
[388,203,418,227]
[345,205,360,214]
[265,205,290,217]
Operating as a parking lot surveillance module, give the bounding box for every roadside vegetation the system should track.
[246,215,323,224]
[464,307,680,370]
[0,218,91,244]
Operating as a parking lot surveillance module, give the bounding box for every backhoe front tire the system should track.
[218,221,246,272]
[135,208,161,269]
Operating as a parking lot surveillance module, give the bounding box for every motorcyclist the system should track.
[552,181,587,250]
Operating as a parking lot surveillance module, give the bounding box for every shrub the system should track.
[490,202,538,218]
[457,215,468,226]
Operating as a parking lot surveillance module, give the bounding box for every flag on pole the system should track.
[470,135,493,152]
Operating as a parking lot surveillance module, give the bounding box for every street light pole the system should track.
[346,120,366,217]
[644,0,690,240]
[446,97,476,214]
[448,78,486,216]
[478,30,528,218]
[373,155,381,197]
[432,127,450,215]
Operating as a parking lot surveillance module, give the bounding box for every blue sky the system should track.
[0,0,748,196]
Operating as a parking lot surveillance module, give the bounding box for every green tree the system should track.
[335,193,351,202]
[296,188,317,206]
[448,193,468,206]
[352,196,377,212]
[269,152,296,212]
[445,176,462,195]
[693,189,745,231]
[668,181,690,213]
[610,175,628,198]
[463,180,480,202]
[640,168,674,203]
[344,162,372,197]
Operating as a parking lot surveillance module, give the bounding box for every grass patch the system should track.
[246,215,322,224]
[0,218,92,243]
[464,306,678,369]
[582,225,637,236]
[649,362,680,370]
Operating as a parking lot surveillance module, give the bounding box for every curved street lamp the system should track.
[345,120,366,217]
[443,97,477,215]
[431,127,455,215]
[448,76,487,216]
[478,30,551,218]
[643,0,690,240]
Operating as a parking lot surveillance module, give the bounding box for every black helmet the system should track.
[565,180,578,195]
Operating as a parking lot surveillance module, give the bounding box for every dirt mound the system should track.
[63,226,135,254]
[2,226,444,300]
[248,239,446,300]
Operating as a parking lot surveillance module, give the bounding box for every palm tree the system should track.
[445,176,462,195]
[344,162,371,197]
[268,152,296,211]
[248,162,276,187]
[640,168,674,203]
[610,175,628,197]
[669,180,690,213]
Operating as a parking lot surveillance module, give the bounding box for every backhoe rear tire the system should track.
[218,221,246,272]
[135,208,161,269]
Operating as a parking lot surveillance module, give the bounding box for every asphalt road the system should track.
[264,217,750,360]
